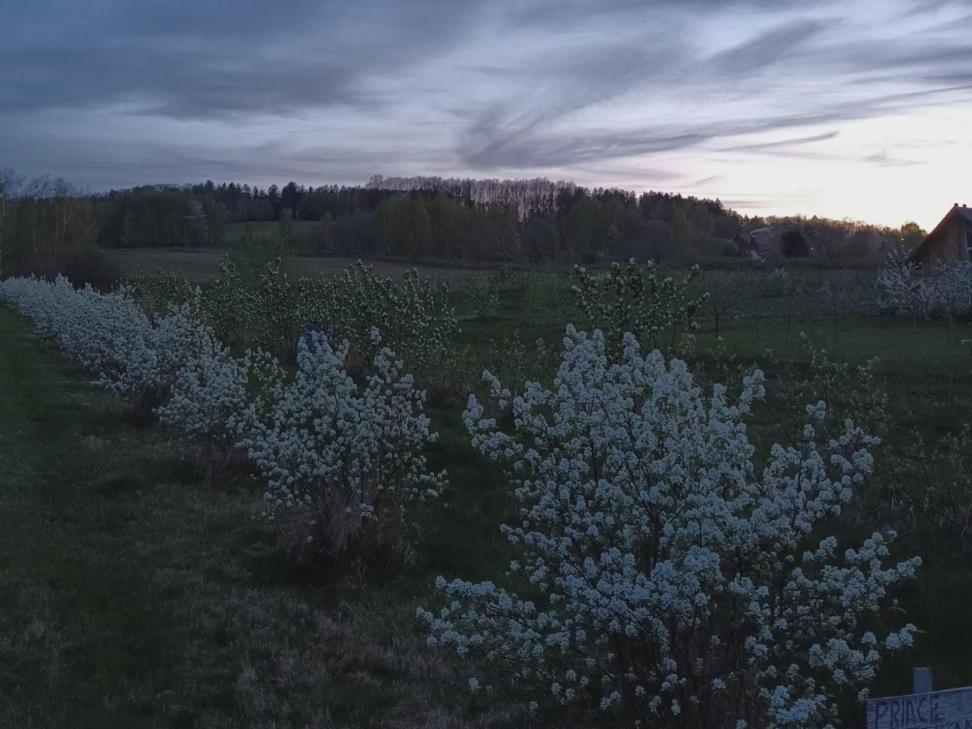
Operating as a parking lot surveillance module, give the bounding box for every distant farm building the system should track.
[735,227,780,260]
[910,203,972,271]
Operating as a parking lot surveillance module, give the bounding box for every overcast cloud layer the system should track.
[4,0,972,226]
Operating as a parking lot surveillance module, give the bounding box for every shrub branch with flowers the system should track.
[297,260,459,374]
[419,326,920,729]
[231,328,447,566]
[572,259,704,358]
[0,276,224,415]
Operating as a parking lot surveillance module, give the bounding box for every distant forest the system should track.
[0,170,926,280]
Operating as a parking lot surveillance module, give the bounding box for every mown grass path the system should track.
[0,304,186,727]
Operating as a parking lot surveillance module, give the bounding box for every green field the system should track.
[105,246,491,285]
[222,220,323,247]
[3,259,972,726]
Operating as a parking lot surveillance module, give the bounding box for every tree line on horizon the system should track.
[0,169,927,283]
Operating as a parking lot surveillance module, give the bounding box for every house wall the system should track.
[920,213,968,271]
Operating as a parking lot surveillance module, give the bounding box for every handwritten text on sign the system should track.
[867,687,972,729]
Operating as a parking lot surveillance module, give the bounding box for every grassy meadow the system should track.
[106,247,491,285]
[3,250,972,726]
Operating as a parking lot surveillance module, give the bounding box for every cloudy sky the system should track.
[3,0,972,228]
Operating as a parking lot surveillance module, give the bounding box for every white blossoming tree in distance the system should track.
[233,329,447,567]
[419,326,920,729]
[877,249,972,319]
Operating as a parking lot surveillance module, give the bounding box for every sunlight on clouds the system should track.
[689,106,972,227]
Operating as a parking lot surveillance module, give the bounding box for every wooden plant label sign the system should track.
[867,687,972,729]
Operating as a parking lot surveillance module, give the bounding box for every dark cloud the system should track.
[712,194,818,210]
[3,0,972,195]
[720,131,840,152]
[463,121,710,169]
[457,78,969,170]
[0,1,482,118]
[0,47,372,117]
[453,2,972,171]
[504,0,812,29]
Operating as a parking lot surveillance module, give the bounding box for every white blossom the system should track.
[1,276,248,438]
[419,326,920,729]
[233,328,447,562]
[877,250,972,317]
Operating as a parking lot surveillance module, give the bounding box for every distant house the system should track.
[739,227,780,260]
[910,203,972,272]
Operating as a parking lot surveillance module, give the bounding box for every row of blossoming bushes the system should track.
[0,274,922,728]
[0,275,445,567]
[129,257,469,405]
[132,258,459,370]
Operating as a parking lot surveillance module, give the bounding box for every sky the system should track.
[3,0,972,229]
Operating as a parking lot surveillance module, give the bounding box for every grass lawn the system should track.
[105,247,489,285]
[221,221,322,247]
[0,304,186,726]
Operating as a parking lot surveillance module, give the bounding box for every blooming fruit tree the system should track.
[297,261,458,374]
[877,250,972,318]
[572,260,704,359]
[419,326,920,729]
[232,329,447,566]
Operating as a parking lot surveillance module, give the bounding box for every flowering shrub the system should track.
[875,250,918,314]
[419,326,919,729]
[572,260,704,358]
[155,341,288,482]
[199,258,460,369]
[155,335,252,442]
[877,250,972,318]
[2,276,159,402]
[3,274,447,568]
[127,270,196,316]
[251,258,301,354]
[1,276,243,421]
[201,257,300,355]
[925,262,972,316]
[298,261,458,373]
[202,257,260,347]
[466,278,501,320]
[793,334,888,435]
[232,328,447,567]
[482,328,553,404]
[138,304,232,410]
[697,269,744,338]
